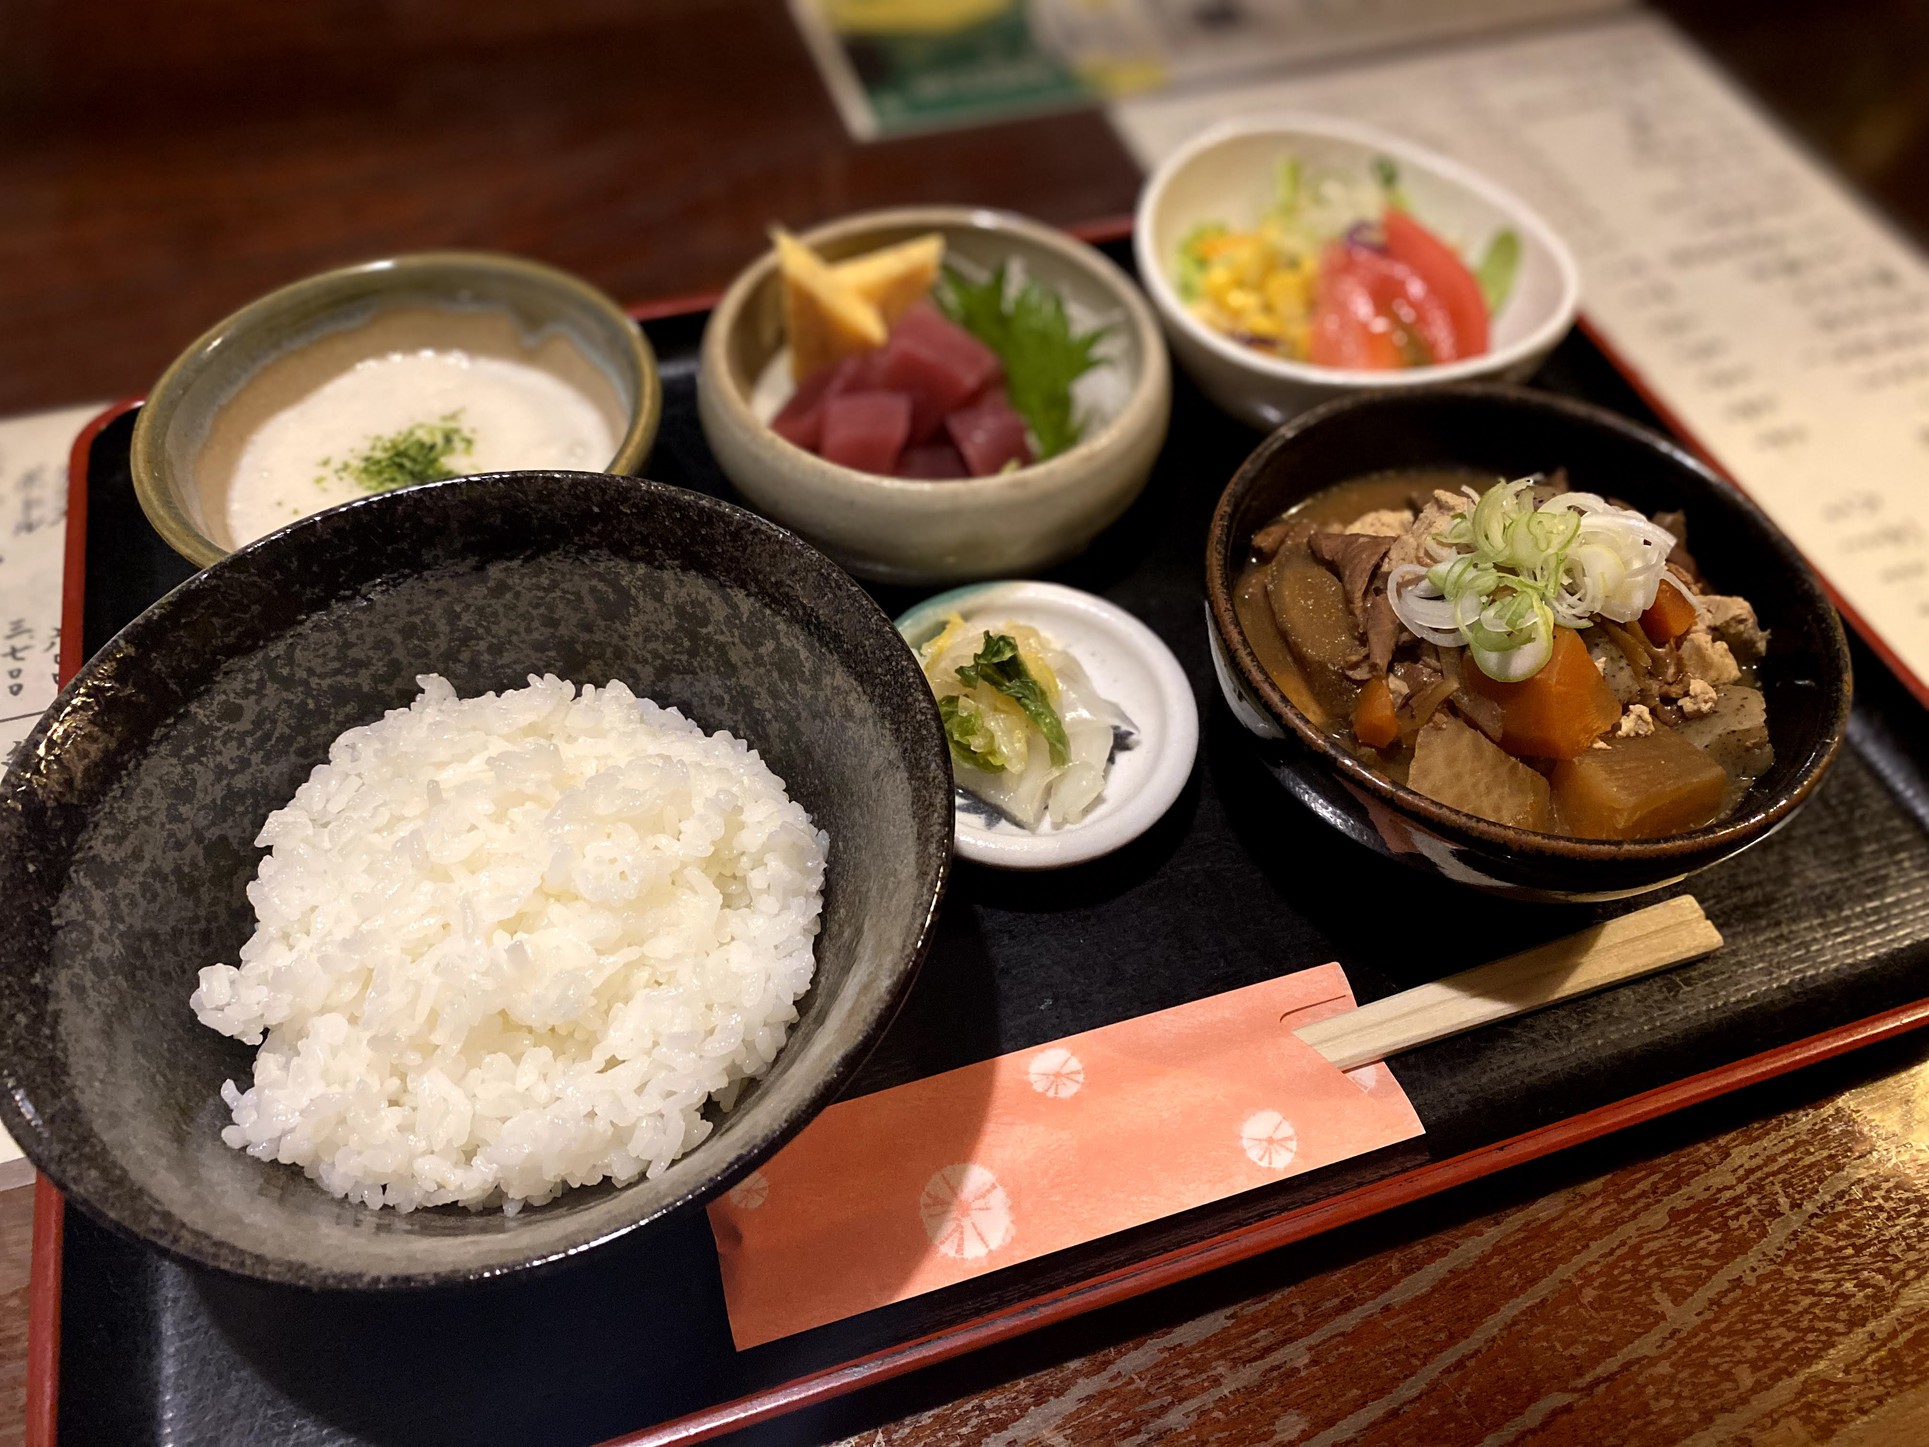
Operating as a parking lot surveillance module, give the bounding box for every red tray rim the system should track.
[26,245,1929,1447]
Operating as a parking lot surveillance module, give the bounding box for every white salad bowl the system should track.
[1135,114,1581,430]
[698,207,1171,586]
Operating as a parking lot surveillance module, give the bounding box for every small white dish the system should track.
[1134,113,1581,430]
[897,580,1198,869]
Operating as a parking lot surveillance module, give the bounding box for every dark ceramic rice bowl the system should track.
[1205,386,1852,902]
[0,472,952,1288]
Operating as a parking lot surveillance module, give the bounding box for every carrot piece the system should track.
[1352,675,1400,749]
[1461,626,1623,758]
[1639,578,1699,646]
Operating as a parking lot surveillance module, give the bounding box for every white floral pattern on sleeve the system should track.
[1026,1047,1085,1098]
[920,1164,1014,1259]
[1240,1110,1299,1170]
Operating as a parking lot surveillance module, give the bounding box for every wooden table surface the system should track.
[3,2,1928,1443]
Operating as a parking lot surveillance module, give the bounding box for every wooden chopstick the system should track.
[1296,895,1723,1071]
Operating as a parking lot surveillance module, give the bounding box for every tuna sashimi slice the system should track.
[960,378,1009,412]
[770,361,844,451]
[770,350,889,451]
[895,440,970,479]
[946,398,1033,477]
[821,391,912,475]
[842,347,891,391]
[879,301,1002,443]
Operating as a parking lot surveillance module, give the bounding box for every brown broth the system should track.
[1234,467,1493,734]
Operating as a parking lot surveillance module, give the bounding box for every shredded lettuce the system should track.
[1176,222,1227,301]
[955,632,1070,767]
[1371,155,1412,213]
[1274,157,1302,216]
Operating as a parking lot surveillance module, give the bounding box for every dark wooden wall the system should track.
[0,0,1922,414]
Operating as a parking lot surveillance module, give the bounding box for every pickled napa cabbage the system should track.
[917,614,1134,829]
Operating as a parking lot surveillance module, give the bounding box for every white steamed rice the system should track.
[190,673,828,1213]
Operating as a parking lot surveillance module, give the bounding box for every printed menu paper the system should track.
[0,406,93,762]
[1113,11,1929,702]
[0,401,100,1190]
[709,962,1422,1348]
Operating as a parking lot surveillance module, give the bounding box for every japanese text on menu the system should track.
[0,405,97,762]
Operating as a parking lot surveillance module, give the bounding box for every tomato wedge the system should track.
[1383,208,1489,358]
[1309,244,1402,369]
[1308,242,1456,370]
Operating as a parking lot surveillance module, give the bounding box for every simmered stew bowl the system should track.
[1205,385,1852,902]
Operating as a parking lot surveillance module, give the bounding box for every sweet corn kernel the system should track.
[1263,270,1309,316]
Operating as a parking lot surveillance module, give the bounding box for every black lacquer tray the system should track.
[36,246,1929,1446]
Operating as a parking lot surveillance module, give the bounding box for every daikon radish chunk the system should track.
[1408,714,1554,831]
[1551,727,1727,839]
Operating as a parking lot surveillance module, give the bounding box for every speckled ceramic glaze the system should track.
[0,472,951,1288]
[1205,386,1853,901]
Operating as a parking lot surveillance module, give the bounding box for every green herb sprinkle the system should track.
[321,411,475,493]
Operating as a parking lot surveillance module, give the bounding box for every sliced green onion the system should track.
[1387,475,1678,681]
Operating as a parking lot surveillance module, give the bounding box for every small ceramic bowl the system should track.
[698,207,1171,586]
[897,581,1198,868]
[1205,385,1852,902]
[0,472,950,1288]
[1136,115,1581,431]
[131,252,662,566]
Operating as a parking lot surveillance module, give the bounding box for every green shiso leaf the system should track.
[955,631,1069,767]
[1475,230,1522,315]
[934,264,1111,461]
